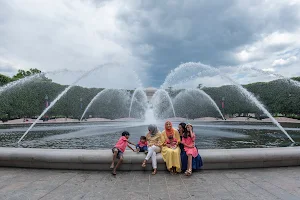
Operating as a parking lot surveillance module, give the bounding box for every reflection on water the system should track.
[0,121,299,149]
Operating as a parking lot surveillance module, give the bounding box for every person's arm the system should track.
[174,129,181,144]
[156,133,162,147]
[191,132,195,142]
[127,144,136,152]
[160,131,166,146]
[127,140,135,146]
[181,138,188,147]
[174,139,179,147]
[181,138,194,148]
[146,133,152,147]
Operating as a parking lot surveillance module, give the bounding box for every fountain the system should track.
[245,66,300,88]
[0,69,72,96]
[173,89,225,120]
[151,89,176,119]
[144,104,156,124]
[165,62,295,143]
[0,60,298,149]
[0,74,42,95]
[80,88,109,121]
[17,63,114,143]
[128,88,148,118]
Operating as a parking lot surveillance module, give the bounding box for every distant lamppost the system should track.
[44,95,49,121]
[221,97,225,116]
[80,98,83,110]
[45,95,49,108]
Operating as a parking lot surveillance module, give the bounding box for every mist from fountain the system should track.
[80,89,109,121]
[184,89,225,120]
[152,89,176,119]
[128,88,148,118]
[144,104,156,124]
[166,62,295,143]
[0,69,74,96]
[223,75,295,143]
[17,63,114,144]
[245,66,300,88]
[161,62,211,89]
[0,74,42,95]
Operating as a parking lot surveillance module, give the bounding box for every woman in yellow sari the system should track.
[161,121,181,174]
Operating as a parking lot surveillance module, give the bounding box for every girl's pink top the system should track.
[114,136,128,152]
[182,133,198,158]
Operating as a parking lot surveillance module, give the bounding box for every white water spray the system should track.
[246,66,300,88]
[0,74,41,95]
[80,89,109,121]
[192,89,225,120]
[128,88,148,118]
[17,64,112,144]
[167,62,295,143]
[152,89,176,118]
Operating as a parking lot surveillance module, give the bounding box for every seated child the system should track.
[166,135,178,149]
[136,136,148,153]
[110,131,135,175]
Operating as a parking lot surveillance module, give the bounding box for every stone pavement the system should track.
[1,167,300,200]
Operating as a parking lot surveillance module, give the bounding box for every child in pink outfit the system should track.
[166,135,178,149]
[181,123,198,176]
[182,134,198,158]
[111,131,135,175]
[136,136,148,153]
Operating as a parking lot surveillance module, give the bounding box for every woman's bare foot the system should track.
[152,169,157,175]
[110,163,114,169]
[112,170,116,175]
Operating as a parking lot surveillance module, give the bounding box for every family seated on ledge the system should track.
[110,121,203,176]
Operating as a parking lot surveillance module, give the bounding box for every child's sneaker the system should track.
[136,147,140,153]
[144,150,148,154]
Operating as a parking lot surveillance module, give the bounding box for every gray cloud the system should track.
[0,65,15,73]
[116,0,300,86]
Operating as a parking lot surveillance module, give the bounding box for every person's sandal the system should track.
[152,169,157,175]
[185,169,192,176]
[142,161,146,168]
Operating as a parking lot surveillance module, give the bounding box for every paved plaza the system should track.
[1,167,300,200]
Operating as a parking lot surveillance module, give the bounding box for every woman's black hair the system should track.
[179,122,188,138]
[122,131,130,136]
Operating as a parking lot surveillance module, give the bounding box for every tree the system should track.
[12,68,41,80]
[0,74,12,86]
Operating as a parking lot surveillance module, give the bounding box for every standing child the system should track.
[166,135,178,149]
[110,131,135,175]
[136,136,148,153]
[181,123,198,176]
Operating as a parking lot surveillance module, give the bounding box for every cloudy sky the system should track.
[0,0,300,88]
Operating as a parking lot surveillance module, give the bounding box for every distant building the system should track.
[144,87,157,102]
